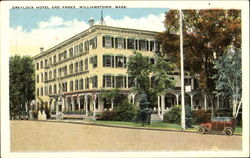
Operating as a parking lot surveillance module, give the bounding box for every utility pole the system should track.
[180,9,186,130]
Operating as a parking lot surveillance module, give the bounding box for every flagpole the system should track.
[180,9,186,130]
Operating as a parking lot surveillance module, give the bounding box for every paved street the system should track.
[10,120,242,152]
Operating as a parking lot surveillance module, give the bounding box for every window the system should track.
[103,36,113,48]
[79,79,84,90]
[53,84,57,94]
[36,63,39,70]
[84,41,89,52]
[103,75,115,88]
[69,64,73,74]
[45,86,48,95]
[75,80,78,90]
[75,62,78,73]
[49,57,52,66]
[115,56,126,68]
[103,55,114,67]
[150,41,155,51]
[127,39,135,49]
[70,81,73,91]
[90,37,97,49]
[41,73,44,82]
[115,38,125,49]
[53,55,57,64]
[40,61,43,68]
[45,72,48,81]
[49,85,52,94]
[116,76,126,88]
[58,84,61,93]
[92,76,98,88]
[128,76,135,88]
[63,50,67,60]
[139,40,148,51]
[63,66,67,76]
[84,58,88,71]
[79,60,83,72]
[53,69,57,79]
[90,56,97,68]
[85,78,89,89]
[37,88,39,96]
[45,59,48,67]
[37,75,39,83]
[49,71,52,80]
[58,53,62,62]
[41,87,43,96]
[69,48,73,57]
[74,45,78,56]
[58,68,62,77]
[65,82,67,92]
[79,43,83,53]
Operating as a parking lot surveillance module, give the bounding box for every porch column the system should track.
[157,95,160,115]
[161,94,165,115]
[111,99,114,110]
[62,97,65,111]
[204,94,207,111]
[65,97,68,111]
[78,96,81,111]
[175,93,180,105]
[56,99,59,114]
[85,95,88,116]
[190,94,194,109]
[71,96,75,111]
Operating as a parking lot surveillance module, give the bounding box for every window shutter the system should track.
[112,76,115,87]
[146,41,149,51]
[111,56,114,67]
[103,55,105,67]
[135,40,138,50]
[124,57,127,68]
[102,36,105,47]
[111,37,114,48]
[115,38,118,48]
[124,39,126,49]
[127,39,129,49]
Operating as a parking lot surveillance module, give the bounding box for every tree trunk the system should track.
[232,98,237,117]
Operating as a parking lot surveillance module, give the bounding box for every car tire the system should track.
[198,127,206,134]
[224,128,233,136]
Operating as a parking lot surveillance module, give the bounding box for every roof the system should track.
[34,25,160,60]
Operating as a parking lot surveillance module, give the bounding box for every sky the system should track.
[10,8,168,57]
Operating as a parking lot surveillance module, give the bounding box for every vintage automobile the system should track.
[198,117,236,136]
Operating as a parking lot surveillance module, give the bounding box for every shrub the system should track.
[192,109,211,124]
[185,105,193,127]
[97,110,118,121]
[163,105,181,124]
[115,100,137,121]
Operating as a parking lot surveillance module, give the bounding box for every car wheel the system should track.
[198,127,206,134]
[224,128,233,136]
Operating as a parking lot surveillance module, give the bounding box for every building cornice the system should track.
[33,25,160,60]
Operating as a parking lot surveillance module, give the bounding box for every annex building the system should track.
[34,18,224,118]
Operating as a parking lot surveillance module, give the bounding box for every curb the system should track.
[17,120,242,136]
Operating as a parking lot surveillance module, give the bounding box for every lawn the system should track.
[92,120,242,135]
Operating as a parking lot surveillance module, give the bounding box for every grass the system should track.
[91,120,242,135]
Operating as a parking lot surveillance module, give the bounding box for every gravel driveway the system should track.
[10,120,242,152]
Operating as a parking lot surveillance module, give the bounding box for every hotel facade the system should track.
[34,21,222,117]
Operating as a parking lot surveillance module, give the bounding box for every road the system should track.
[10,120,242,152]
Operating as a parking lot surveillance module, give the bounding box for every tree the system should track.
[9,55,35,115]
[213,47,242,117]
[157,10,241,115]
[127,52,174,108]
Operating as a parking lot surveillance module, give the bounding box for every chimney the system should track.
[89,17,94,27]
[40,47,44,53]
